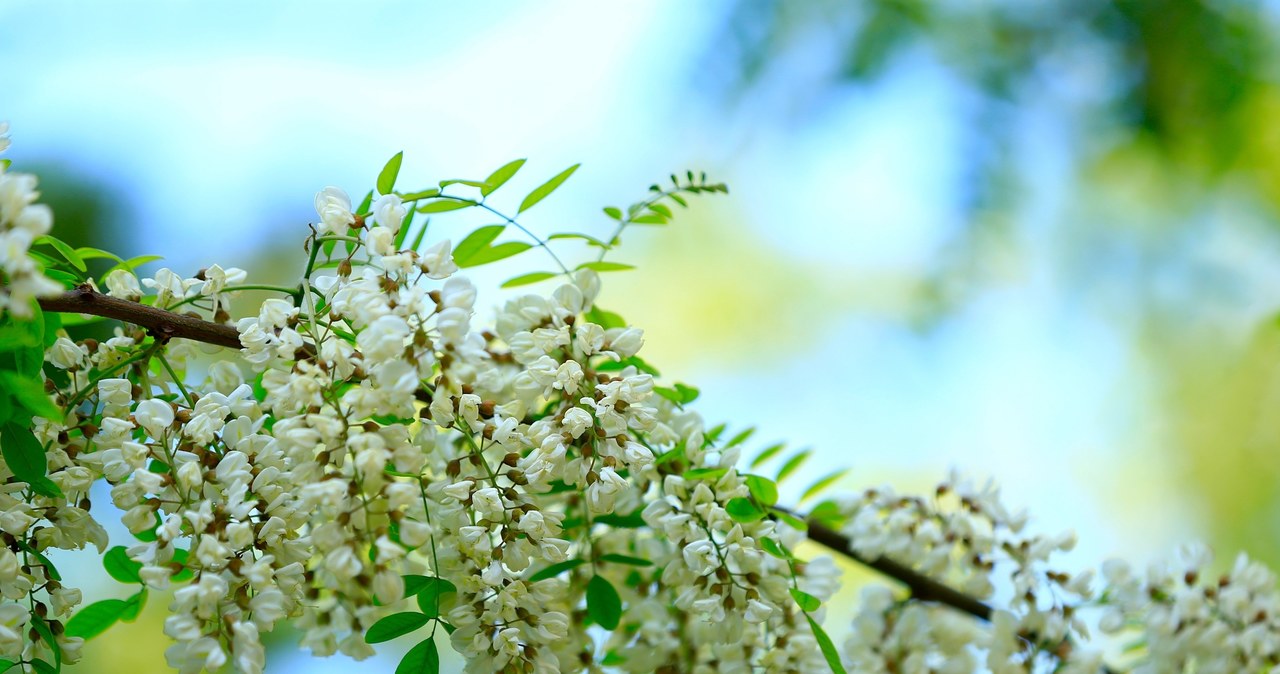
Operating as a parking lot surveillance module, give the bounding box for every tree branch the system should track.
[37,286,242,349]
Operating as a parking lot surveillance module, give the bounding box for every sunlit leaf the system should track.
[518,164,580,213]
[481,159,526,197]
[377,151,404,195]
[800,470,848,504]
[575,261,634,272]
[501,271,558,288]
[456,242,531,268]
[453,225,505,262]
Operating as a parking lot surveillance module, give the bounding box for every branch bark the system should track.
[37,286,241,349]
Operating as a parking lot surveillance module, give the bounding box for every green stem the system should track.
[429,194,571,275]
[156,352,193,407]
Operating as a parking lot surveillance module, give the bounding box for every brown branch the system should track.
[37,286,242,349]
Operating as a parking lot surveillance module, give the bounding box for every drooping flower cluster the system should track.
[836,472,1098,672]
[1097,544,1280,672]
[5,121,1280,674]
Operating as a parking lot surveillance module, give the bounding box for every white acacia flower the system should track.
[372,193,406,234]
[315,186,355,236]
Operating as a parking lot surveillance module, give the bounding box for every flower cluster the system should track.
[1098,544,1280,672]
[834,472,1096,672]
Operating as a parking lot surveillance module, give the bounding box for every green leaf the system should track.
[456,242,531,268]
[592,509,646,528]
[585,305,626,330]
[0,372,60,421]
[682,467,728,481]
[15,305,43,376]
[453,225,505,263]
[438,179,488,189]
[120,589,146,621]
[31,617,60,672]
[377,151,404,195]
[586,575,622,630]
[400,188,440,201]
[415,578,457,618]
[66,599,126,639]
[393,207,417,250]
[790,588,821,612]
[366,612,431,644]
[547,232,610,248]
[0,422,59,497]
[750,443,786,469]
[776,449,812,483]
[481,159,526,197]
[396,637,440,674]
[603,206,622,220]
[806,614,848,674]
[132,511,162,542]
[0,318,41,353]
[595,355,659,376]
[411,218,430,251]
[120,254,163,271]
[631,214,668,225]
[660,386,701,406]
[501,271,558,288]
[760,537,791,560]
[29,661,54,674]
[74,247,124,264]
[771,507,808,531]
[15,540,60,580]
[725,427,755,447]
[416,199,474,213]
[726,497,767,523]
[401,574,433,597]
[575,261,634,273]
[745,475,779,507]
[518,163,580,214]
[0,659,14,672]
[170,548,194,582]
[35,235,86,272]
[355,189,375,216]
[801,470,848,504]
[529,558,586,583]
[103,546,143,584]
[599,553,652,567]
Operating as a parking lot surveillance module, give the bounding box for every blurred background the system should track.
[6,0,1280,670]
